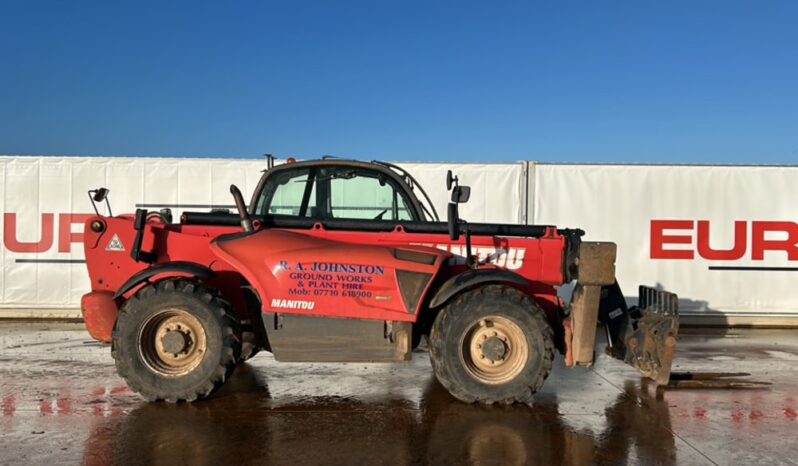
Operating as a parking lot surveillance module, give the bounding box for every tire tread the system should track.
[429,285,554,405]
[112,278,241,403]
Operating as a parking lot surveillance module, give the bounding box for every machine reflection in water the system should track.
[80,366,678,466]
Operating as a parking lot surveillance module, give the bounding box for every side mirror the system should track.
[446,170,470,204]
[445,172,475,268]
[87,187,113,216]
[451,185,470,203]
[446,170,456,191]
[447,203,460,241]
[92,188,109,202]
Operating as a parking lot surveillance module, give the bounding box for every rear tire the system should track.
[112,279,241,402]
[429,285,554,404]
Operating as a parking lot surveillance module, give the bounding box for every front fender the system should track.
[429,268,530,308]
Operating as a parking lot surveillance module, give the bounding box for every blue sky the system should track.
[0,1,796,163]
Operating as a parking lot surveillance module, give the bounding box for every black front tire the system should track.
[112,279,241,402]
[429,285,554,405]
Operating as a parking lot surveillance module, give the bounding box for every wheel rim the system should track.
[138,308,207,377]
[460,316,529,385]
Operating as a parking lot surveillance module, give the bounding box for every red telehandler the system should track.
[80,159,678,403]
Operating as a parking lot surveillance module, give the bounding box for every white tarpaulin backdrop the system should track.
[532,164,798,323]
[0,157,524,316]
[1,156,796,324]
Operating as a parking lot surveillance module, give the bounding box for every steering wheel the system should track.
[374,209,388,220]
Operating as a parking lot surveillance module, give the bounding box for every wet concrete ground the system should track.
[0,323,797,465]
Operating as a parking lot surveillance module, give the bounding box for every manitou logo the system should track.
[411,244,526,270]
[271,299,316,310]
[1,213,90,253]
[650,220,798,261]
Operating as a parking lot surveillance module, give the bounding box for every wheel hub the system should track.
[138,308,207,377]
[160,329,191,355]
[481,336,508,361]
[461,316,529,385]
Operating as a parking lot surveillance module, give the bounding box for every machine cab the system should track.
[248,160,436,222]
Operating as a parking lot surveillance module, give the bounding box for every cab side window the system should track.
[327,169,414,221]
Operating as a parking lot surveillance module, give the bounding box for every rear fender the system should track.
[112,261,215,299]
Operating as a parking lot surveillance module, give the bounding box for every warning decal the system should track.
[106,234,125,252]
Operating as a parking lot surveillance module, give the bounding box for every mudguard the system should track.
[428,268,530,309]
[112,261,214,299]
